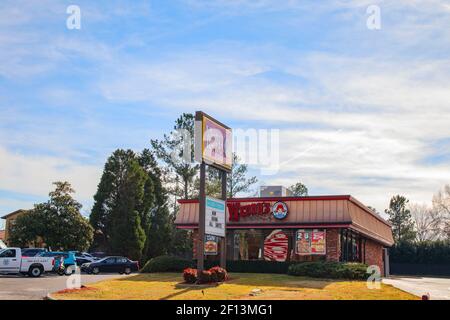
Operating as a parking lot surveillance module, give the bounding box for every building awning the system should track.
[175,195,394,247]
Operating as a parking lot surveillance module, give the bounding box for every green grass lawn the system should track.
[52,273,418,300]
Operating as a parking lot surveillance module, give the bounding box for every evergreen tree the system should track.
[151,113,198,200]
[90,150,147,260]
[194,153,258,198]
[385,195,417,244]
[227,153,258,198]
[109,158,147,260]
[139,149,174,260]
[137,149,157,243]
[90,148,181,261]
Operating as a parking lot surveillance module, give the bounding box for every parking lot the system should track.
[0,273,127,300]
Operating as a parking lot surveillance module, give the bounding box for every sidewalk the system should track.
[383,276,450,300]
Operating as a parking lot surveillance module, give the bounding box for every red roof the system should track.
[175,195,394,246]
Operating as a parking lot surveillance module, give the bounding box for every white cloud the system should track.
[96,42,450,212]
[0,146,102,203]
[1,0,450,216]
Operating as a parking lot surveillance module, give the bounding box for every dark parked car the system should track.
[81,256,139,275]
[21,248,47,257]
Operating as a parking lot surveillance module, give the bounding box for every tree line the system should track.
[385,190,450,244]
[8,112,449,264]
[385,190,450,265]
[8,113,260,262]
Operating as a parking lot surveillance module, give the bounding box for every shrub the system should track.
[140,255,193,273]
[288,261,369,280]
[183,268,197,284]
[198,270,213,284]
[209,266,228,282]
[182,266,229,284]
[390,241,450,264]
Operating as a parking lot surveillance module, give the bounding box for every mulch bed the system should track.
[176,276,237,288]
[56,285,98,294]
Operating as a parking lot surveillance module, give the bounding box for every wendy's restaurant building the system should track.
[175,194,394,275]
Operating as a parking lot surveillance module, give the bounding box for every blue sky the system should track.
[1,0,450,228]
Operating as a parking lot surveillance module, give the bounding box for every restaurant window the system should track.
[340,229,363,263]
[227,229,293,262]
[239,229,264,260]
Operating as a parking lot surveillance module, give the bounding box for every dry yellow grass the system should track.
[52,273,418,300]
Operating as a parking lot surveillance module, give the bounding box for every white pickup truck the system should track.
[0,247,55,277]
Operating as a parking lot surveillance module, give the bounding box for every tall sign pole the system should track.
[220,170,227,269]
[197,162,206,272]
[194,111,232,273]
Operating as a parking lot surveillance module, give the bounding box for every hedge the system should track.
[142,257,370,278]
[390,263,450,276]
[288,262,369,280]
[389,241,450,264]
[140,255,193,273]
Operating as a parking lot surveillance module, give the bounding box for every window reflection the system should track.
[236,229,263,260]
[227,229,292,262]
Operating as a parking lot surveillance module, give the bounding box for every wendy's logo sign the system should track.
[272,201,288,220]
[227,202,272,222]
[227,201,289,222]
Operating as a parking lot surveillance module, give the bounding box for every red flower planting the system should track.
[183,268,198,284]
[183,266,228,284]
[209,266,228,282]
[198,270,213,284]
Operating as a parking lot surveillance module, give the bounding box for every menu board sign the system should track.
[204,235,218,255]
[296,230,311,255]
[311,230,326,254]
[295,229,326,255]
[205,196,226,237]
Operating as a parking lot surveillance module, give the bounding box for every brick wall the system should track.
[364,238,384,275]
[325,228,340,262]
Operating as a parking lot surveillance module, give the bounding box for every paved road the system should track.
[0,273,128,300]
[383,276,450,300]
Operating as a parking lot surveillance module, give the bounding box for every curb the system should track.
[44,293,57,300]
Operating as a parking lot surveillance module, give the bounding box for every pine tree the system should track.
[192,153,257,199]
[139,149,174,260]
[151,113,198,200]
[226,153,258,198]
[385,195,417,244]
